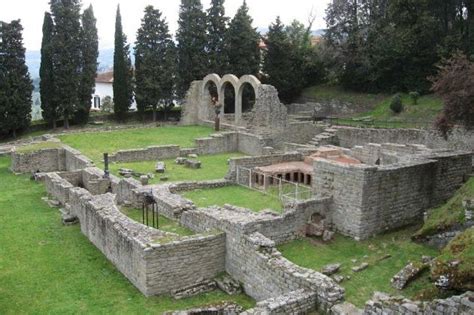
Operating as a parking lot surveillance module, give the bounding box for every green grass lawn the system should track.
[415,178,474,238]
[278,227,439,307]
[111,152,244,184]
[59,125,213,162]
[182,185,283,213]
[0,156,254,314]
[120,207,195,236]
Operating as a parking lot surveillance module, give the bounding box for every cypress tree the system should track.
[263,17,307,103]
[113,5,133,120]
[225,0,260,77]
[0,20,33,138]
[176,0,207,97]
[40,12,60,129]
[75,4,98,124]
[135,6,176,122]
[50,0,82,129]
[206,0,228,75]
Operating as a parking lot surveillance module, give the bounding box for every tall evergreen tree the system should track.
[263,17,306,103]
[0,20,33,138]
[50,0,82,129]
[206,0,228,75]
[135,6,176,122]
[176,0,207,97]
[113,5,133,119]
[40,12,60,129]
[75,4,98,124]
[225,0,260,77]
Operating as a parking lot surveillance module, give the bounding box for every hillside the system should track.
[300,84,444,129]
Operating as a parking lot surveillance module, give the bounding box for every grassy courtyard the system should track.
[111,152,244,184]
[278,227,439,307]
[120,207,195,236]
[182,185,283,213]
[59,125,213,162]
[0,156,255,314]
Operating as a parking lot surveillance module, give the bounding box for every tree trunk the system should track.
[64,117,69,129]
[12,129,16,139]
[153,108,157,122]
[52,119,57,130]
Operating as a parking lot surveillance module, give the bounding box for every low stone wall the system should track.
[11,146,93,173]
[143,233,226,296]
[11,148,65,173]
[312,148,472,240]
[243,289,317,314]
[273,121,326,148]
[42,180,226,297]
[288,100,374,118]
[109,145,181,163]
[195,132,238,155]
[180,205,344,313]
[335,126,474,157]
[364,291,474,314]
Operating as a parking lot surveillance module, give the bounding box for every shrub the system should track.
[409,91,420,105]
[390,94,403,114]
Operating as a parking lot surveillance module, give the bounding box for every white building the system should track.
[92,71,137,111]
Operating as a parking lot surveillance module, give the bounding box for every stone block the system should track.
[185,159,201,169]
[155,162,166,173]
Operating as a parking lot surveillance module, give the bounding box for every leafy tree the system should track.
[225,0,260,77]
[113,5,133,120]
[75,4,98,124]
[40,12,60,129]
[176,0,207,97]
[50,0,82,129]
[135,6,176,122]
[206,0,228,75]
[0,20,33,138]
[431,53,474,135]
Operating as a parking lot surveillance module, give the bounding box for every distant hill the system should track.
[26,48,115,79]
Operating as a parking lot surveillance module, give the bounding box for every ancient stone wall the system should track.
[288,100,375,118]
[243,289,317,315]
[11,148,65,173]
[109,145,181,163]
[335,126,474,155]
[11,146,93,173]
[194,132,238,155]
[142,233,226,296]
[364,291,474,314]
[313,150,472,239]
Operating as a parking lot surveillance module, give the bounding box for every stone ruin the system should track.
[3,79,474,314]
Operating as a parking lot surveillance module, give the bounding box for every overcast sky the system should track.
[0,0,331,51]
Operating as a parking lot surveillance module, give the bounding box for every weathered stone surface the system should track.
[175,157,187,165]
[140,175,149,186]
[155,162,166,173]
[171,279,216,300]
[164,302,243,315]
[185,159,201,169]
[332,275,345,284]
[322,263,341,276]
[215,274,241,295]
[352,263,369,273]
[323,230,335,242]
[391,262,426,290]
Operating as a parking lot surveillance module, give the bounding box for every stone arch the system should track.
[236,75,261,120]
[219,74,239,114]
[201,73,221,98]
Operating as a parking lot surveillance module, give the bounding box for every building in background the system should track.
[92,71,137,111]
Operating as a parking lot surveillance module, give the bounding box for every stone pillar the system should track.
[264,175,270,190]
[290,172,294,182]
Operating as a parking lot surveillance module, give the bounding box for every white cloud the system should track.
[0,0,330,51]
